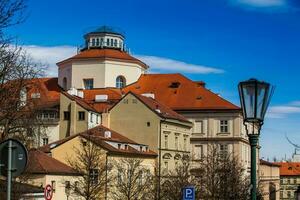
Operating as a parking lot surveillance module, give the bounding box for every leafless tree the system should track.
[67,136,110,200]
[159,159,195,200]
[191,145,250,200]
[110,158,154,200]
[0,0,46,146]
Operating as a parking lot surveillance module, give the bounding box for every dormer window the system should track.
[116,76,126,88]
[169,82,180,88]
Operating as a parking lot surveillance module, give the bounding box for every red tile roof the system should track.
[260,159,280,167]
[127,92,192,124]
[39,125,157,157]
[62,91,100,113]
[27,77,61,107]
[274,162,300,176]
[123,74,240,111]
[57,49,148,69]
[25,149,78,175]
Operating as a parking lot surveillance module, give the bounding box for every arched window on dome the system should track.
[63,77,67,90]
[116,76,126,88]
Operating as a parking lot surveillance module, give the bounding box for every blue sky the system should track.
[6,0,300,160]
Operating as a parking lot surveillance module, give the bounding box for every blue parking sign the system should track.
[183,186,195,200]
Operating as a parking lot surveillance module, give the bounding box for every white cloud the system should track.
[234,0,287,7]
[135,55,224,74]
[267,103,300,118]
[229,0,291,11]
[22,45,224,76]
[23,45,77,76]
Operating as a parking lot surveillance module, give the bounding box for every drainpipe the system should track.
[105,153,108,200]
[158,119,166,200]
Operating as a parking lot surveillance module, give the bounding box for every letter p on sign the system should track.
[183,186,195,200]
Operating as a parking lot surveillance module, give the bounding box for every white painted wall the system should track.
[59,59,145,90]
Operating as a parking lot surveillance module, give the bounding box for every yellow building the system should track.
[39,124,157,199]
[259,159,280,200]
[24,149,82,200]
[108,92,193,173]
[59,90,101,138]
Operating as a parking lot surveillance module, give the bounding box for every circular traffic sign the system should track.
[0,139,28,177]
[44,184,53,200]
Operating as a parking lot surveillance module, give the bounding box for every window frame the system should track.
[220,120,229,133]
[64,111,70,120]
[78,111,85,121]
[83,79,94,89]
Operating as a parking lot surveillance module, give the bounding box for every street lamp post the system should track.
[238,78,274,200]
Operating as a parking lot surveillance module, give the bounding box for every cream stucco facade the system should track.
[108,93,193,172]
[25,174,82,200]
[179,111,252,173]
[58,59,146,90]
[59,93,101,139]
[49,135,157,200]
[259,161,280,200]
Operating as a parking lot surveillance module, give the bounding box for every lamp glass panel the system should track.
[256,83,268,120]
[242,84,255,119]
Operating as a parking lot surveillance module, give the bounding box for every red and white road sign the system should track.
[44,184,53,200]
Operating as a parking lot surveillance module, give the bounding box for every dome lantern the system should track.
[83,26,125,51]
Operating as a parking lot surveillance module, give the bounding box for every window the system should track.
[96,38,99,46]
[78,111,85,121]
[164,162,169,171]
[116,76,126,88]
[287,191,291,198]
[194,145,203,160]
[147,122,151,127]
[64,111,70,120]
[184,137,187,151]
[164,135,168,148]
[132,99,138,104]
[194,121,203,133]
[100,38,104,46]
[96,115,99,124]
[287,178,290,184]
[110,39,113,46]
[118,144,121,149]
[83,79,94,89]
[42,138,49,145]
[89,169,99,185]
[114,39,117,47]
[220,120,229,133]
[106,38,110,46]
[219,144,229,157]
[74,181,79,192]
[280,191,283,198]
[90,113,93,123]
[51,181,56,192]
[175,136,179,150]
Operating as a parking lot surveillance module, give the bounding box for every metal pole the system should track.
[249,134,259,200]
[7,140,12,200]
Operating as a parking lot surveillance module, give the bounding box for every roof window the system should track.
[169,82,180,88]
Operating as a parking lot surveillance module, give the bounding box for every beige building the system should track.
[123,73,252,172]
[259,159,280,200]
[108,92,193,173]
[59,90,101,138]
[39,125,157,199]
[274,162,300,200]
[57,26,148,91]
[24,149,82,200]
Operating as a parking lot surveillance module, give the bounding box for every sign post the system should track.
[183,186,195,200]
[0,139,28,200]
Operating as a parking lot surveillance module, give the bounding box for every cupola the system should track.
[83,26,125,51]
